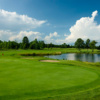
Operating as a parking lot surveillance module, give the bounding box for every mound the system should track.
[0,57,99,100]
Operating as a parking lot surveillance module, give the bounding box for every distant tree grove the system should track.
[75,38,99,52]
[0,36,100,51]
[0,36,73,50]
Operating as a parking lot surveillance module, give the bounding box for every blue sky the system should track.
[0,0,100,44]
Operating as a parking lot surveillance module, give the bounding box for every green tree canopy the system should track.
[90,40,97,52]
[22,36,29,49]
[85,39,90,50]
[29,39,40,49]
[75,38,84,51]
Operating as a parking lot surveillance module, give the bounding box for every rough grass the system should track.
[0,48,100,57]
[0,48,100,100]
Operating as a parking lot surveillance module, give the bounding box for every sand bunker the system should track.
[40,60,59,62]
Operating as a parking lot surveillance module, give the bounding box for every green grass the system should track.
[0,48,100,100]
[0,48,100,56]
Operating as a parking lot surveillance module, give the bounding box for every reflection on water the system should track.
[45,53,100,62]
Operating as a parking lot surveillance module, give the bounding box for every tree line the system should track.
[0,36,100,51]
[75,38,100,52]
[0,36,72,50]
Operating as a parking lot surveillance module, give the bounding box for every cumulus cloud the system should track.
[0,30,13,40]
[9,31,41,41]
[44,32,59,43]
[92,10,98,20]
[54,39,66,44]
[66,10,100,43]
[0,9,46,41]
[0,9,46,31]
[64,34,68,37]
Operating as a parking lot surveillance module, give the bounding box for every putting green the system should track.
[0,58,98,100]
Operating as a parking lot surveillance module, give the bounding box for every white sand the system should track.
[40,60,59,62]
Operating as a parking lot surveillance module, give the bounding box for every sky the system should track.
[0,0,100,44]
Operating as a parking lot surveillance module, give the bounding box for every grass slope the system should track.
[0,49,100,100]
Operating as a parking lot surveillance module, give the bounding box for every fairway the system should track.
[0,55,100,100]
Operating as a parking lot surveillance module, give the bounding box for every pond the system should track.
[44,53,100,62]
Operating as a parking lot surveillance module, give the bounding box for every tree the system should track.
[22,36,29,49]
[75,38,84,51]
[47,44,50,49]
[0,40,2,43]
[61,43,67,48]
[39,41,45,49]
[0,40,2,49]
[29,42,35,49]
[90,40,97,52]
[33,39,40,49]
[29,39,40,49]
[97,45,100,50]
[50,43,53,49]
[19,43,23,49]
[85,39,90,51]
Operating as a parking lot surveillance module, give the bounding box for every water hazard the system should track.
[45,53,100,62]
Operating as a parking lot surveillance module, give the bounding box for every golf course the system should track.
[0,48,100,100]
[0,0,100,99]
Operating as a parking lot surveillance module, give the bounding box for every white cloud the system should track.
[0,9,46,41]
[66,10,100,43]
[92,10,98,20]
[55,39,66,44]
[0,30,13,40]
[45,32,58,39]
[44,32,59,43]
[0,9,46,31]
[9,31,41,41]
[0,30,12,36]
[64,34,68,37]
